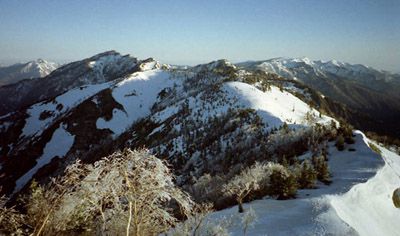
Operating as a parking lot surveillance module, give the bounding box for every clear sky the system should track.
[0,0,399,71]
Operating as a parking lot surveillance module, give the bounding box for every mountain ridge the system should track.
[237,57,400,139]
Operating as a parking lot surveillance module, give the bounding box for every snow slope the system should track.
[207,131,395,236]
[13,123,75,194]
[22,81,113,138]
[96,69,175,137]
[223,82,333,129]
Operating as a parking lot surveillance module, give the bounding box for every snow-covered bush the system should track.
[223,162,269,213]
[222,162,290,213]
[6,149,194,236]
[188,173,227,203]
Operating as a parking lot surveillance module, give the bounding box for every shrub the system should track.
[336,135,345,151]
[269,167,297,199]
[297,160,317,189]
[312,156,331,184]
[345,136,355,144]
[188,173,227,204]
[0,195,25,235]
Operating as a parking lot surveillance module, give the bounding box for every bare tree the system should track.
[223,163,268,213]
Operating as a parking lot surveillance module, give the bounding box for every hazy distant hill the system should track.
[0,59,59,86]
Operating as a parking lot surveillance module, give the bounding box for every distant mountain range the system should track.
[237,58,400,138]
[0,59,59,86]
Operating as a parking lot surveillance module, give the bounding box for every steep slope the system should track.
[0,59,59,86]
[237,58,400,138]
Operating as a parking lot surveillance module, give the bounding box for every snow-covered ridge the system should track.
[330,132,400,236]
[222,82,333,128]
[237,57,398,81]
[207,131,398,236]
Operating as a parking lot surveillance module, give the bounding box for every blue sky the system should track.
[0,0,399,71]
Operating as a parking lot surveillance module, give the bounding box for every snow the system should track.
[150,81,332,136]
[223,82,332,129]
[140,60,160,71]
[87,54,121,70]
[330,132,400,236]
[148,124,166,136]
[20,59,58,77]
[207,131,392,235]
[22,81,111,138]
[96,69,174,137]
[13,123,75,194]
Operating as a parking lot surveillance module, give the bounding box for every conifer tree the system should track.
[269,169,298,199]
[313,156,331,184]
[298,160,317,189]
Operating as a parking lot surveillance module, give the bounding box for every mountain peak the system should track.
[34,58,47,64]
[0,59,59,86]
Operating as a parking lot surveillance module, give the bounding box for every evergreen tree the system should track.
[269,169,298,199]
[313,156,331,184]
[298,160,317,189]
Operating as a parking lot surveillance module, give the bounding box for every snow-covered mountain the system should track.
[237,57,399,84]
[0,59,59,86]
[0,51,143,116]
[1,51,399,235]
[237,58,400,139]
[0,58,331,193]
